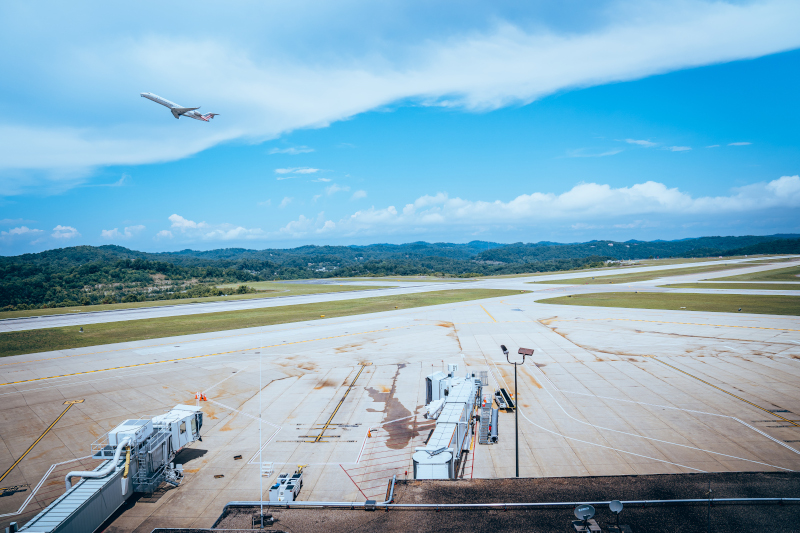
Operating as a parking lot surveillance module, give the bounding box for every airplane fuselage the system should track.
[140,92,218,122]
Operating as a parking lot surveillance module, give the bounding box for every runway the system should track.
[0,259,798,531]
[1,256,796,333]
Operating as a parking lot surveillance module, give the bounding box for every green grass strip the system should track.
[709,265,800,282]
[529,263,751,285]
[0,283,390,320]
[537,292,800,316]
[0,289,523,358]
[660,283,800,291]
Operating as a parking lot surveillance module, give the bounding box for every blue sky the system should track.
[1,0,799,255]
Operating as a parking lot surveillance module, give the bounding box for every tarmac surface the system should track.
[0,258,798,532]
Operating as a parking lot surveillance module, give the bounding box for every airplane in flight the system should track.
[140,92,219,121]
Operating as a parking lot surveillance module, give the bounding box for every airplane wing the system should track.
[170,107,200,119]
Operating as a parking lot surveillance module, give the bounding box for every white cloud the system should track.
[668,146,692,152]
[313,177,332,182]
[100,225,145,239]
[276,176,298,181]
[130,175,800,243]
[624,139,657,147]
[257,199,271,207]
[279,196,293,208]
[169,214,208,231]
[322,175,800,236]
[312,194,322,202]
[278,212,335,237]
[161,215,263,241]
[706,144,720,148]
[326,184,350,196]
[52,225,80,239]
[0,226,44,238]
[351,190,367,200]
[3,0,800,193]
[268,146,314,155]
[729,141,752,146]
[275,167,320,174]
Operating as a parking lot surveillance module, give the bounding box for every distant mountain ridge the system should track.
[1,234,798,310]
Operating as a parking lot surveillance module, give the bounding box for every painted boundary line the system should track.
[579,317,800,332]
[0,401,81,484]
[0,325,420,387]
[649,356,800,428]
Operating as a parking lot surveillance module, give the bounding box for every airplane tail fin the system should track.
[200,113,219,122]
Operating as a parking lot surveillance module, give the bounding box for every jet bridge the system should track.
[18,405,202,533]
[414,365,482,480]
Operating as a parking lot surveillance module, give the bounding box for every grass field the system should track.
[538,291,800,316]
[709,265,800,282]
[528,263,751,285]
[0,283,389,320]
[660,282,800,290]
[0,288,523,358]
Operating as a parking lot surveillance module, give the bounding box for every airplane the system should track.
[140,92,219,122]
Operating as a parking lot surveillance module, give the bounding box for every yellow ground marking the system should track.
[0,293,519,368]
[649,357,800,428]
[0,400,83,484]
[479,305,497,323]
[0,326,418,388]
[308,365,367,443]
[577,317,800,332]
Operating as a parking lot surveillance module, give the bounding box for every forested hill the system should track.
[1,234,798,310]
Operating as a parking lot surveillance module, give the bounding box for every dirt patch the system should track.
[314,379,337,390]
[365,364,419,449]
[335,341,367,353]
[437,321,463,351]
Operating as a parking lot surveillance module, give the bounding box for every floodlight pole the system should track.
[501,345,532,478]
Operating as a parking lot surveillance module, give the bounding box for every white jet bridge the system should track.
[17,405,202,533]
[413,364,485,480]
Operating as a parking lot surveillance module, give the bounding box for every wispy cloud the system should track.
[624,139,657,147]
[313,177,332,182]
[566,148,623,158]
[729,141,752,146]
[667,146,692,152]
[351,190,367,200]
[3,0,799,193]
[155,229,173,240]
[97,174,129,187]
[706,144,720,148]
[268,146,314,155]
[326,184,350,195]
[257,199,271,207]
[275,167,320,174]
[279,196,293,208]
[0,226,43,238]
[276,176,298,181]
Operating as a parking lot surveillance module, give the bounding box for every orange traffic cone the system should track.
[202,394,208,401]
[367,430,372,438]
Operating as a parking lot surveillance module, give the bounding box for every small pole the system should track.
[259,353,263,529]
[707,480,712,533]
[514,363,519,478]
